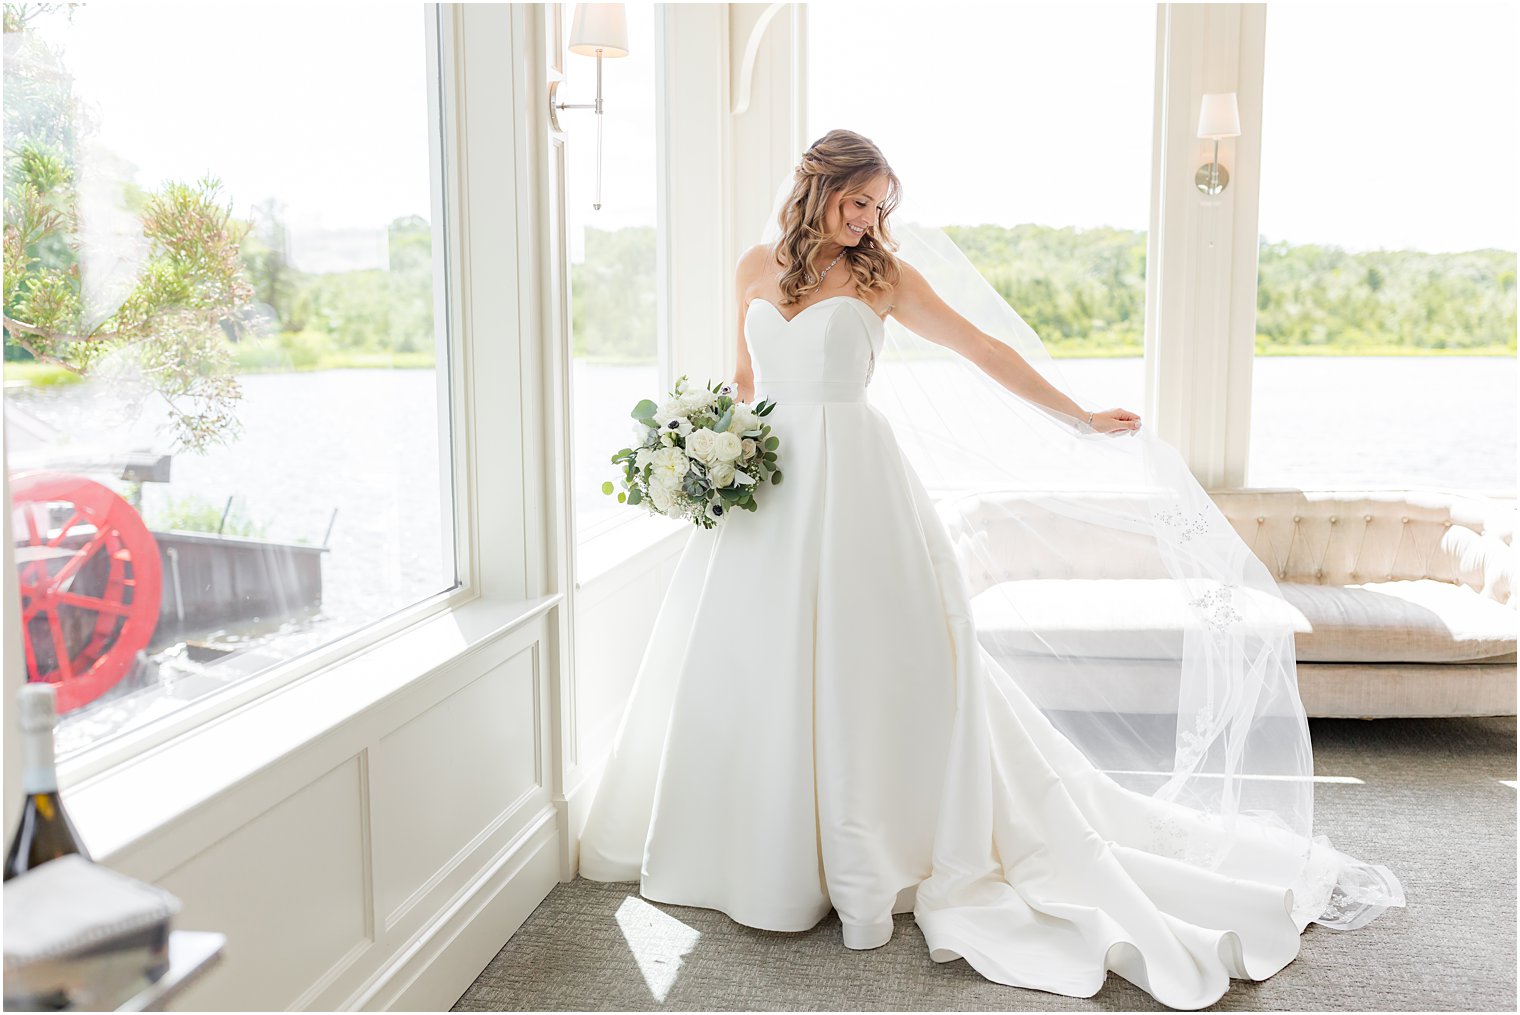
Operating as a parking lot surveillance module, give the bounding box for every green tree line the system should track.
[9,216,1513,380]
[232,211,436,370]
[567,223,1516,362]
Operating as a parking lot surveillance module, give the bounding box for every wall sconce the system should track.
[549,4,629,210]
[1195,92,1241,196]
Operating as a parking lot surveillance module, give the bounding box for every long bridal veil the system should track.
[757,163,1405,931]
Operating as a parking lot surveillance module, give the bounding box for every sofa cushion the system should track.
[971,577,1518,665]
[969,578,1308,661]
[1281,578,1518,663]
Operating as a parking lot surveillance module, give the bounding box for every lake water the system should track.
[6,354,1514,749]
[574,356,1518,527]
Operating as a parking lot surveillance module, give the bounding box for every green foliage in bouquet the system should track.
[603,375,782,529]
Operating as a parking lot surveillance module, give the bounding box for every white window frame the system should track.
[9,4,466,787]
[2,3,567,839]
[568,3,717,587]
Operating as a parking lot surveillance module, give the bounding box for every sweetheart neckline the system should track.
[748,295,886,326]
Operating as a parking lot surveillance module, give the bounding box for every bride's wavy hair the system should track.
[773,129,904,306]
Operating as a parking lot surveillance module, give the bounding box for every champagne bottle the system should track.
[4,683,89,881]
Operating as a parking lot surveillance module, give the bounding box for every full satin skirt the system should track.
[578,397,1346,1011]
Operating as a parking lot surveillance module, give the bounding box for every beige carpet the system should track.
[456,716,1516,1012]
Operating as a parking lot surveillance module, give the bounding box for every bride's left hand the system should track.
[1092,408,1142,436]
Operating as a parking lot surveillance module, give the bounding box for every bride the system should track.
[578,128,1405,1010]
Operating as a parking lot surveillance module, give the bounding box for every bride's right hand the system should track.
[1093,408,1142,436]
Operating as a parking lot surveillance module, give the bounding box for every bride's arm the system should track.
[889,261,1139,432]
[732,245,761,402]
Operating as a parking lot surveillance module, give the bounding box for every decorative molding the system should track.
[347,808,560,1011]
[731,2,790,115]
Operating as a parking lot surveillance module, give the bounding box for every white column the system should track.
[656,3,806,386]
[541,2,587,882]
[723,1,809,341]
[659,3,734,392]
[1145,3,1266,489]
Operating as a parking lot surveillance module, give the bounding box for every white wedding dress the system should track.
[578,293,1375,1010]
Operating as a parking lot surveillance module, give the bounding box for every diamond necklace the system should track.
[804,247,845,285]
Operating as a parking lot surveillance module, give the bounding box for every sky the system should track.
[37,3,434,269]
[19,1,1519,262]
[806,0,1519,253]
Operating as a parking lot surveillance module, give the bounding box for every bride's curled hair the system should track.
[774,128,903,307]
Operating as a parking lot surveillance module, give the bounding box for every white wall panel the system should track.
[573,533,687,775]
[158,757,372,1011]
[373,647,540,928]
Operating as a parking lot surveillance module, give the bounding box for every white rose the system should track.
[728,407,760,436]
[740,437,758,460]
[685,428,720,465]
[635,447,655,471]
[708,461,735,488]
[652,400,687,428]
[678,388,715,413]
[712,431,743,463]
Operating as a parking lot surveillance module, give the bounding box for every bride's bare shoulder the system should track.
[739,241,782,272]
[736,242,782,299]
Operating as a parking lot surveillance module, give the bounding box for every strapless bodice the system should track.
[744,295,884,404]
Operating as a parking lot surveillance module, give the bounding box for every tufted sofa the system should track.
[942,489,1517,719]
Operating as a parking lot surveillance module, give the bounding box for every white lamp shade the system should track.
[1196,92,1241,139]
[569,4,629,57]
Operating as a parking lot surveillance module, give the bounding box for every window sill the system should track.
[575,510,689,589]
[63,591,561,862]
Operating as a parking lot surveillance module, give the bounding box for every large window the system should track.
[4,5,457,755]
[564,3,661,541]
[1250,3,1517,494]
[807,1,1156,430]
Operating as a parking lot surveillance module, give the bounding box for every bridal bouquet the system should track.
[604,375,782,529]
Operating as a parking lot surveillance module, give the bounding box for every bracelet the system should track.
[1087,410,1094,427]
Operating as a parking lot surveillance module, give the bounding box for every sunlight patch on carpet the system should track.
[614,895,700,1002]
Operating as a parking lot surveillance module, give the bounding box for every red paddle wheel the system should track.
[11,471,162,713]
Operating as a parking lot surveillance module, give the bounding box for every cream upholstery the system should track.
[1209,489,1515,605]
[942,489,1518,718]
[1277,580,1516,663]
